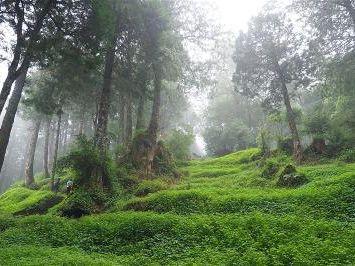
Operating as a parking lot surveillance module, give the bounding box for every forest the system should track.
[0,0,354,265]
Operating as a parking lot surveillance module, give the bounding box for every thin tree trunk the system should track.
[125,91,133,146]
[0,0,56,114]
[78,109,85,135]
[62,116,68,153]
[119,93,126,145]
[0,65,29,174]
[51,111,62,190]
[43,117,51,179]
[136,94,145,130]
[274,61,303,162]
[48,121,55,171]
[25,119,41,186]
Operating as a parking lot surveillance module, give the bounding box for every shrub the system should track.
[277,165,308,187]
[116,169,139,190]
[165,128,194,160]
[338,149,355,163]
[261,160,279,179]
[277,138,293,155]
[57,189,95,218]
[57,136,112,188]
[134,180,168,197]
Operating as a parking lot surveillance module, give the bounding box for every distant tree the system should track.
[165,128,194,160]
[233,12,309,162]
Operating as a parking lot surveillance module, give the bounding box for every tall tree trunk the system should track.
[136,94,145,130]
[119,93,126,145]
[148,64,162,143]
[62,116,69,153]
[138,64,162,176]
[95,18,119,187]
[24,119,41,186]
[0,65,29,174]
[78,108,85,135]
[51,111,62,190]
[274,61,303,162]
[48,121,55,171]
[0,0,56,114]
[43,117,51,179]
[125,91,133,146]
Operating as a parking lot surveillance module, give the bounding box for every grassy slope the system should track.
[0,148,354,265]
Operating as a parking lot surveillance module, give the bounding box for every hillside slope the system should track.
[0,149,354,265]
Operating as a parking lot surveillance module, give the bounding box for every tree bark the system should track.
[25,119,41,186]
[0,65,29,174]
[274,61,303,163]
[0,0,56,114]
[119,93,126,145]
[95,16,119,187]
[78,108,85,135]
[51,111,62,190]
[136,94,145,130]
[148,64,162,143]
[125,90,133,146]
[43,117,51,179]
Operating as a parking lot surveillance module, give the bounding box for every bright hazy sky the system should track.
[203,0,269,32]
[0,0,268,83]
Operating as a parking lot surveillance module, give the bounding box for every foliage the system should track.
[165,128,194,160]
[134,179,168,197]
[277,165,308,188]
[203,119,252,156]
[0,148,355,264]
[57,136,111,187]
[338,149,355,163]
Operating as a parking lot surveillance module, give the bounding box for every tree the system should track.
[24,119,41,186]
[233,12,308,162]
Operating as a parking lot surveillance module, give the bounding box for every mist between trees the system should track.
[0,0,355,192]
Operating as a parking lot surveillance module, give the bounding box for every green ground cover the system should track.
[0,149,354,265]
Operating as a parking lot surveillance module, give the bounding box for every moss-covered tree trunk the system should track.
[25,119,41,186]
[136,93,145,130]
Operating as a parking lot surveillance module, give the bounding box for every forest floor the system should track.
[0,148,354,265]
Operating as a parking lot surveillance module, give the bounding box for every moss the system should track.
[134,179,168,197]
[0,148,355,264]
[0,187,55,214]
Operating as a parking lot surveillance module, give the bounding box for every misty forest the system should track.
[0,0,354,265]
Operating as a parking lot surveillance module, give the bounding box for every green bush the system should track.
[261,160,279,179]
[277,138,293,155]
[56,189,95,218]
[57,136,112,188]
[165,128,194,160]
[277,165,308,187]
[116,169,139,191]
[134,179,168,197]
[338,149,355,163]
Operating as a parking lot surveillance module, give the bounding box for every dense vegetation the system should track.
[0,0,355,264]
[0,149,354,265]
